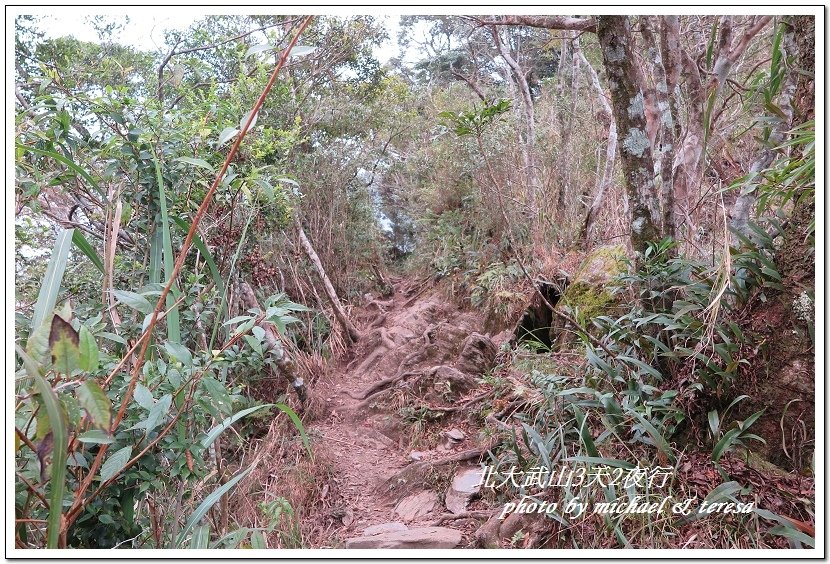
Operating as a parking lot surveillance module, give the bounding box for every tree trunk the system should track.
[491,26,538,215]
[641,17,680,240]
[596,16,661,254]
[576,44,617,248]
[296,219,360,344]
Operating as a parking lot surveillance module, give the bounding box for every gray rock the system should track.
[456,333,497,375]
[445,467,483,514]
[363,522,409,536]
[409,450,426,461]
[345,527,462,549]
[446,428,465,441]
[394,490,439,522]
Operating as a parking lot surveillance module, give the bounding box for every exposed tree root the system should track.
[431,510,498,526]
[346,370,422,402]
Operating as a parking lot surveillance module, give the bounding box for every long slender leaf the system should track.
[171,216,223,296]
[572,405,600,458]
[151,151,181,344]
[202,404,274,449]
[71,230,104,274]
[17,144,106,198]
[175,465,255,548]
[629,410,676,464]
[209,207,256,349]
[16,345,68,548]
[31,228,74,334]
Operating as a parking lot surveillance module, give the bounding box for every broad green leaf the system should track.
[708,410,720,437]
[174,156,214,172]
[164,342,193,367]
[25,319,52,367]
[712,428,742,462]
[113,290,153,315]
[217,127,240,147]
[77,380,112,430]
[49,314,80,375]
[132,394,172,433]
[16,345,67,548]
[99,331,127,345]
[134,383,154,410]
[175,465,255,548]
[31,228,74,334]
[78,325,99,372]
[78,430,114,444]
[250,531,267,549]
[100,445,132,483]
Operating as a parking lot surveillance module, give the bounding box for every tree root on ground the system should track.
[345,370,422,402]
[431,510,498,526]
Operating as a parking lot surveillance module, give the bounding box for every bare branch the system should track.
[466,15,596,33]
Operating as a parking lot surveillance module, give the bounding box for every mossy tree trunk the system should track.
[596,16,662,255]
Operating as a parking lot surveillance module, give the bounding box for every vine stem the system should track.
[62,16,315,540]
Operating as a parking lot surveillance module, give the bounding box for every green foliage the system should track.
[438,98,512,137]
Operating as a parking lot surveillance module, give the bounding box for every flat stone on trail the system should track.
[345,527,462,549]
[363,522,409,536]
[446,428,465,441]
[393,490,439,522]
[445,467,484,514]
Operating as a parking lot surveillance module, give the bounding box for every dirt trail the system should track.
[309,278,497,546]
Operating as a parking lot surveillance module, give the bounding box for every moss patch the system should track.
[551,245,628,345]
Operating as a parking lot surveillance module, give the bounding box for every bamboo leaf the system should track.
[151,151,181,344]
[189,525,211,548]
[31,228,74,335]
[71,230,104,274]
[17,144,105,198]
[245,43,274,58]
[201,404,275,448]
[175,465,255,547]
[171,216,223,296]
[15,345,68,548]
[572,405,600,457]
[629,410,676,464]
[76,380,112,430]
